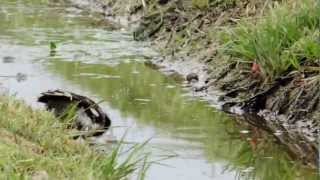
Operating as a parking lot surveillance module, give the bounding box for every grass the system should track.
[191,0,236,9]
[221,0,320,80]
[0,95,150,179]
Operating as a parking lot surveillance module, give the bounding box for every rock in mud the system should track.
[38,90,111,137]
[186,73,199,83]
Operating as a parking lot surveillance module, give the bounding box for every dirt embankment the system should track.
[64,0,319,167]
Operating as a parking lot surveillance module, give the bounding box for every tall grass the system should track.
[221,0,320,80]
[0,95,150,179]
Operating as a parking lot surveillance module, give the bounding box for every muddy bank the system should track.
[63,0,319,167]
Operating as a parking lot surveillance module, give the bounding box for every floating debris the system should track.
[166,85,176,89]
[76,73,121,79]
[16,72,27,82]
[2,56,15,63]
[239,130,250,134]
[134,98,151,102]
[263,156,274,159]
[131,70,140,74]
[38,89,111,137]
[77,73,98,77]
[139,102,148,105]
[0,72,27,82]
[95,75,121,79]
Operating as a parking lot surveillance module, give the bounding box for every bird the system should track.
[38,89,111,137]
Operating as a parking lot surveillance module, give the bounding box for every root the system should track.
[214,62,237,82]
[241,74,295,112]
[287,81,320,123]
[223,80,259,98]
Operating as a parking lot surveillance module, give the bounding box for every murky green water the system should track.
[0,1,317,179]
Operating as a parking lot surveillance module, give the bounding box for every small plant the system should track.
[50,42,57,56]
[50,42,56,51]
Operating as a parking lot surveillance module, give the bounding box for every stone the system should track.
[186,73,198,83]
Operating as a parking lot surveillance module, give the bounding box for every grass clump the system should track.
[221,0,320,80]
[0,95,149,179]
[192,0,235,9]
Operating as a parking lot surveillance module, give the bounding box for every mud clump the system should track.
[186,72,199,83]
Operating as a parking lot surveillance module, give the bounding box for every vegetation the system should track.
[222,0,320,80]
[0,95,149,179]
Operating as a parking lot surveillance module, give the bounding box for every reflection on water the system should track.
[0,0,318,179]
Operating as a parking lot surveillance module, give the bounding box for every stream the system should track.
[0,1,318,179]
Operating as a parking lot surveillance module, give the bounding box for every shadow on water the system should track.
[0,0,318,179]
